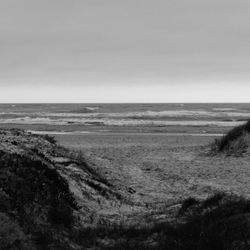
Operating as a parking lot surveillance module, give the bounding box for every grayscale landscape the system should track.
[0,0,250,249]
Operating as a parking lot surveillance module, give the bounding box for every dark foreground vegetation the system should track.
[73,192,250,250]
[0,129,250,249]
[211,119,250,156]
[0,130,78,249]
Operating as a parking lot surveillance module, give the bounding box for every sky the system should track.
[0,0,250,102]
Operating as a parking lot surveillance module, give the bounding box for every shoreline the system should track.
[27,129,223,137]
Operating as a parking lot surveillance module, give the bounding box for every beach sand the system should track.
[55,133,250,208]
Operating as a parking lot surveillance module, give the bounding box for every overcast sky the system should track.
[0,0,250,102]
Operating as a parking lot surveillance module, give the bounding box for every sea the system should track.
[0,103,249,135]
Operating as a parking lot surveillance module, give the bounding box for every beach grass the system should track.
[211,119,250,156]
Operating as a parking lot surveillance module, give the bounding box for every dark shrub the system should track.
[202,192,225,208]
[179,197,199,215]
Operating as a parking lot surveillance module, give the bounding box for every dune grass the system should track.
[211,119,250,156]
[67,192,250,250]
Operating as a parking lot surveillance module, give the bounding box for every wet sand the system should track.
[28,130,223,137]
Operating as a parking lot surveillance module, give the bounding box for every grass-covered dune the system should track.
[0,129,122,249]
[211,119,250,156]
[0,128,250,249]
[99,192,250,250]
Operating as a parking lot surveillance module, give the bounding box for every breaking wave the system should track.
[0,107,249,128]
[0,116,245,127]
[0,109,250,119]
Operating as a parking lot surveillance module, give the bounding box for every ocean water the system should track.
[0,103,249,132]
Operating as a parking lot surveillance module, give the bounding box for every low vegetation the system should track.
[210,119,250,156]
[0,129,250,249]
[66,192,250,250]
[0,151,78,248]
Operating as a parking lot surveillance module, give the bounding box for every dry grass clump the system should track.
[210,120,250,156]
